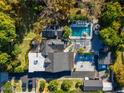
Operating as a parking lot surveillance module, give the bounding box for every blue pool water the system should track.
[75,54,94,62]
[71,26,91,36]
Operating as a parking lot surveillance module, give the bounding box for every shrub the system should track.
[48,80,58,91]
[75,81,82,88]
[61,80,72,91]
[40,81,45,92]
[63,26,72,39]
[69,14,88,22]
[78,47,84,54]
[11,44,21,57]
[3,81,12,93]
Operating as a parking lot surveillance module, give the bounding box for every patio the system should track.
[75,62,95,71]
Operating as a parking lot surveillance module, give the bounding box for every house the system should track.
[84,80,113,92]
[41,25,63,39]
[28,39,74,73]
[28,52,74,73]
[28,52,45,72]
[41,39,65,54]
[44,52,74,72]
[84,80,103,91]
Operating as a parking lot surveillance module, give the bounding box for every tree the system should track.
[61,80,72,91]
[48,80,58,91]
[77,47,84,54]
[63,26,72,39]
[0,53,9,64]
[75,81,82,88]
[52,0,75,17]
[0,12,16,51]
[111,21,121,31]
[3,81,12,93]
[115,67,124,86]
[69,15,88,22]
[11,44,21,57]
[40,81,45,92]
[100,27,120,47]
[101,2,122,26]
[111,52,124,87]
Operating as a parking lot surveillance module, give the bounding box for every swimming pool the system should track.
[75,54,94,62]
[71,26,91,37]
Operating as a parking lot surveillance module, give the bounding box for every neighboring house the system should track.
[0,72,8,84]
[84,80,113,92]
[41,25,63,39]
[84,80,103,91]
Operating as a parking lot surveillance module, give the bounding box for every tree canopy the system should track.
[100,27,120,47]
[48,80,58,92]
[101,2,122,26]
[63,26,72,39]
[3,81,12,93]
[0,12,16,50]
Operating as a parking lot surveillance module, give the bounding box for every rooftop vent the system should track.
[34,60,38,65]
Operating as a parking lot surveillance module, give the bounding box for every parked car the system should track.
[22,83,26,92]
[28,80,33,92]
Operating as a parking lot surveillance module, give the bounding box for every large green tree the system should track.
[101,2,122,26]
[100,27,120,47]
[0,12,16,51]
[0,11,19,72]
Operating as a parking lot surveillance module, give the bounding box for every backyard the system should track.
[16,32,36,72]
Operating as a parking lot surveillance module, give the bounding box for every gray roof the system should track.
[84,80,103,91]
[84,80,103,87]
[70,71,95,78]
[98,51,112,65]
[45,52,74,72]
[41,25,63,39]
[41,39,65,56]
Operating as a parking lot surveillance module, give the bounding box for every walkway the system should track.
[91,32,103,52]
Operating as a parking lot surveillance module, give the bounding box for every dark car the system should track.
[28,80,33,92]
[22,83,26,92]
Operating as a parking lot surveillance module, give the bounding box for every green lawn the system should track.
[17,32,36,72]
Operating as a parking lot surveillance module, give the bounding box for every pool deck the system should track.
[75,61,95,71]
